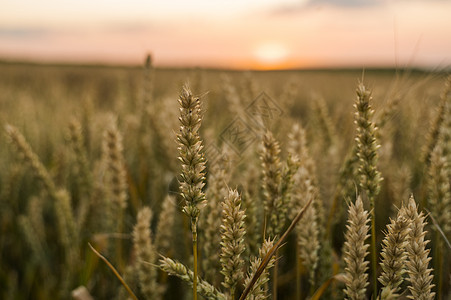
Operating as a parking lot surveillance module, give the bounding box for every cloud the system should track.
[270,0,448,16]
[269,0,380,16]
[101,22,153,34]
[0,28,50,39]
[307,0,379,7]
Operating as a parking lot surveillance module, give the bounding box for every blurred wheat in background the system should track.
[0,55,449,299]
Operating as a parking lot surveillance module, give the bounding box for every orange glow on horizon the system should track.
[246,56,322,71]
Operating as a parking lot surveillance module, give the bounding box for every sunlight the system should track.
[253,42,289,69]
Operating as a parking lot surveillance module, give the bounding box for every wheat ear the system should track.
[5,125,78,269]
[422,76,450,166]
[426,79,451,298]
[343,196,370,300]
[288,123,320,291]
[67,118,92,231]
[220,189,246,298]
[133,207,160,299]
[101,118,128,263]
[155,195,177,256]
[176,84,207,300]
[260,130,282,238]
[401,196,435,300]
[260,130,283,299]
[5,124,57,198]
[203,151,230,284]
[354,83,382,297]
[378,213,409,297]
[243,238,276,300]
[159,256,226,300]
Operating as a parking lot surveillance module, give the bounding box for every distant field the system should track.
[0,62,449,299]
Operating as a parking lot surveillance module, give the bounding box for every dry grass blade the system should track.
[239,195,314,300]
[87,243,138,300]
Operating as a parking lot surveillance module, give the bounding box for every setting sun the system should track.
[253,43,289,69]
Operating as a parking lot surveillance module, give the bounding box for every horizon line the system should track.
[1,57,449,73]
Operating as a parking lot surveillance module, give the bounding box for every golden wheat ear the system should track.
[155,195,177,256]
[100,118,128,263]
[5,124,79,270]
[5,124,57,197]
[219,189,246,298]
[240,195,314,300]
[378,213,409,297]
[159,256,226,300]
[342,196,370,300]
[354,83,382,298]
[400,196,435,300]
[67,118,92,232]
[133,207,161,299]
[421,76,450,167]
[176,84,207,300]
[203,147,231,284]
[260,130,282,238]
[242,238,276,300]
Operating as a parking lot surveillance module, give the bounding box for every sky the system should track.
[1,0,451,70]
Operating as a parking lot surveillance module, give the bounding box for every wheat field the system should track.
[0,60,449,299]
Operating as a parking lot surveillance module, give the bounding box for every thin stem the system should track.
[309,276,315,296]
[370,203,377,299]
[273,250,278,300]
[230,286,236,300]
[116,210,124,270]
[296,243,301,300]
[436,233,442,300]
[192,219,198,300]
